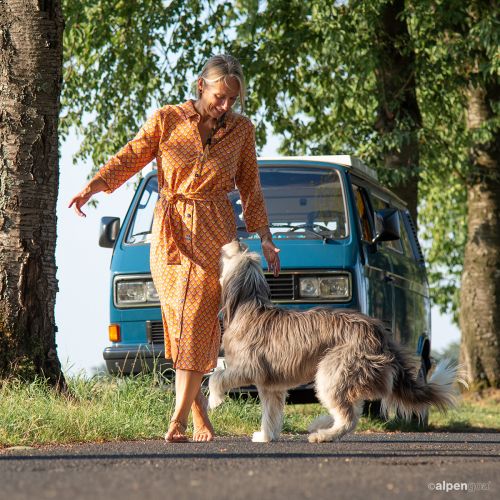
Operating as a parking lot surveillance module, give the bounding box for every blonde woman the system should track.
[68,55,281,442]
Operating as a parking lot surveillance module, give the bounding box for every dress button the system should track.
[186,235,191,240]
[186,213,192,218]
[195,174,200,178]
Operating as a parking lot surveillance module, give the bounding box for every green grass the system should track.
[1,374,498,448]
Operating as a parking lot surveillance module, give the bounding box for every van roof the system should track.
[258,155,407,207]
[258,155,377,181]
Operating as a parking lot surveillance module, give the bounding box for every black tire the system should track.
[411,357,430,428]
[363,400,385,420]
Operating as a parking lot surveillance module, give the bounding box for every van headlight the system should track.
[115,278,160,306]
[299,275,351,300]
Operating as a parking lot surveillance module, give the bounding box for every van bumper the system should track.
[103,344,173,375]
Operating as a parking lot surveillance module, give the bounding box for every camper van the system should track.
[99,155,431,387]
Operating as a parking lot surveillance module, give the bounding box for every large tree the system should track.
[0,0,66,389]
[458,3,499,389]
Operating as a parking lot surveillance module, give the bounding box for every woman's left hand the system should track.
[261,237,281,277]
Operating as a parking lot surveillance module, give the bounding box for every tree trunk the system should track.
[460,81,500,389]
[374,0,422,225]
[0,0,66,389]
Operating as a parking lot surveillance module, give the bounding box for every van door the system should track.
[396,209,430,349]
[369,194,424,347]
[351,182,394,333]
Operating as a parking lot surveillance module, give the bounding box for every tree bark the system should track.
[0,0,66,389]
[374,0,422,225]
[460,81,500,389]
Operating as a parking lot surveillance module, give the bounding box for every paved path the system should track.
[1,432,498,500]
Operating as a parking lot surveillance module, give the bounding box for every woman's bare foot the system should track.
[191,393,215,442]
[164,419,189,443]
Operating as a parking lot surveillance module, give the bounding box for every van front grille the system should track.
[265,273,294,300]
[150,321,164,344]
[148,318,225,344]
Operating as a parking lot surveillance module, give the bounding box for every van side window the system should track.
[352,184,373,242]
[369,194,404,253]
[401,210,425,263]
[125,176,159,245]
[398,211,414,258]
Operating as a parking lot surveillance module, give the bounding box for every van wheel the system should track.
[363,400,383,420]
[412,357,429,428]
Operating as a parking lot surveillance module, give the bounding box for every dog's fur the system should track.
[209,240,464,443]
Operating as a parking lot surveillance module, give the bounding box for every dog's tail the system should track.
[381,340,466,421]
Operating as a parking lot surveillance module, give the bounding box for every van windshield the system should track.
[233,166,347,240]
[125,166,347,244]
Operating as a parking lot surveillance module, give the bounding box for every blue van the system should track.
[99,155,431,386]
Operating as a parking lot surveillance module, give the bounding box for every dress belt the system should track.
[158,188,228,264]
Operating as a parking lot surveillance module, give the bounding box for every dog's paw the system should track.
[208,392,225,410]
[207,369,225,410]
[308,431,333,443]
[252,431,272,443]
[307,415,334,433]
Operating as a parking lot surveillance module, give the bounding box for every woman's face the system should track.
[199,76,240,120]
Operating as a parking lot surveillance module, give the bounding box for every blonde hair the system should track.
[196,54,246,112]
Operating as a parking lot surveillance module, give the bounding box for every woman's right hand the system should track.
[68,185,93,218]
[68,177,108,217]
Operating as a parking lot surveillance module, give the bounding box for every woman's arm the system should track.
[92,108,163,194]
[234,122,280,275]
[68,108,163,217]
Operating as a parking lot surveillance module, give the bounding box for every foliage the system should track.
[62,0,234,170]
[61,0,499,317]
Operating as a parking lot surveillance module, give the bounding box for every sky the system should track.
[55,128,461,377]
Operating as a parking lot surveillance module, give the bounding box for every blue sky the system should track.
[55,127,460,376]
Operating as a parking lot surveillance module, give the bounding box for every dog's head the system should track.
[219,240,260,286]
[219,240,270,326]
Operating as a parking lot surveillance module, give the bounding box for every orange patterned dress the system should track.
[92,100,269,372]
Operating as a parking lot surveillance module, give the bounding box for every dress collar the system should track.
[179,99,234,128]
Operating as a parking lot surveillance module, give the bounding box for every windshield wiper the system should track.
[130,231,152,238]
[237,224,336,243]
[282,224,340,243]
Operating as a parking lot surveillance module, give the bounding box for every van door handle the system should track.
[383,275,394,283]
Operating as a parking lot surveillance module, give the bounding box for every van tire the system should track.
[410,356,430,428]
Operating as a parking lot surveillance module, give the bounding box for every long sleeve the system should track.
[234,121,269,232]
[92,108,162,194]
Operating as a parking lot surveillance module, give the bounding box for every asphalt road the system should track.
[1,432,498,500]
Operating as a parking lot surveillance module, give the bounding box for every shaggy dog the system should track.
[208,240,463,443]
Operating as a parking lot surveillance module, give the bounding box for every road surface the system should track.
[1,432,498,500]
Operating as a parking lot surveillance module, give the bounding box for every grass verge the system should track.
[1,375,498,448]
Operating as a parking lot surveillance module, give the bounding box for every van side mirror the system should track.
[99,217,120,248]
[371,208,400,244]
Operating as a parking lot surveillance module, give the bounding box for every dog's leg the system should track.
[208,367,252,410]
[252,387,287,443]
[308,359,364,443]
[308,400,363,443]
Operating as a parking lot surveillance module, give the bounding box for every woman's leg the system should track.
[165,368,210,442]
[191,385,215,442]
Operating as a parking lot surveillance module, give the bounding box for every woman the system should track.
[68,55,281,443]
